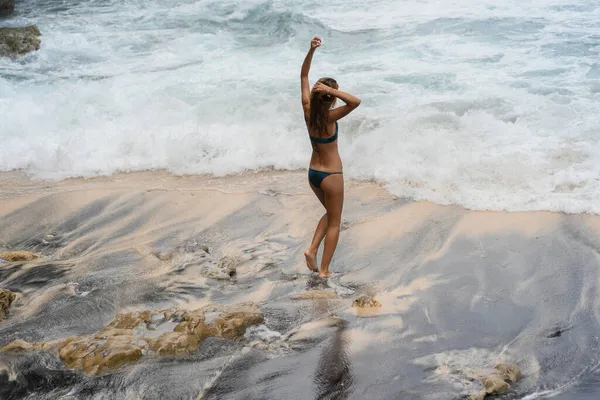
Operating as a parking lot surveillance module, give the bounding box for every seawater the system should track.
[1,0,599,213]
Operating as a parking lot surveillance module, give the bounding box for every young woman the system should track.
[301,37,361,278]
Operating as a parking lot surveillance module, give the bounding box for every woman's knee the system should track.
[327,215,341,228]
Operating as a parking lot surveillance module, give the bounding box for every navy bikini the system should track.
[308,121,343,188]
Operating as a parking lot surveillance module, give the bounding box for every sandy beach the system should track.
[0,170,599,399]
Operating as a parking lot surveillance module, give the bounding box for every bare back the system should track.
[305,112,343,173]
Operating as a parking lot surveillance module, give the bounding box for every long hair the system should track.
[309,77,339,137]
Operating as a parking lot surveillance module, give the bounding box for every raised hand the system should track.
[312,81,331,94]
[310,36,322,50]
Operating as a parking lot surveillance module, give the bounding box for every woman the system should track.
[301,37,361,278]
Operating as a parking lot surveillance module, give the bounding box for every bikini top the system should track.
[309,121,338,144]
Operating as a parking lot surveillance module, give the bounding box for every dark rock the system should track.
[0,351,83,400]
[0,25,41,58]
[0,0,13,16]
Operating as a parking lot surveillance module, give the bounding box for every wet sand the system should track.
[1,170,600,399]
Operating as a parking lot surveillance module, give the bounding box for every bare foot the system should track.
[318,271,332,279]
[304,249,318,272]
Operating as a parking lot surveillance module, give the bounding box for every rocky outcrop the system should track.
[0,289,16,320]
[0,0,14,16]
[468,363,521,400]
[59,333,144,375]
[0,26,41,58]
[0,251,40,261]
[1,302,264,375]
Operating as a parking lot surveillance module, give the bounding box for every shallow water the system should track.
[1,171,600,399]
[1,0,600,212]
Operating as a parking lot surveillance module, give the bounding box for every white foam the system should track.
[1,0,599,213]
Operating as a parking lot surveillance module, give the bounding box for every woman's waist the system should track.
[309,156,343,172]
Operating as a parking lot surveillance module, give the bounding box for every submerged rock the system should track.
[0,338,61,353]
[352,295,381,308]
[155,242,237,280]
[468,363,521,400]
[0,288,16,320]
[291,290,338,300]
[0,251,40,262]
[496,363,521,382]
[1,339,39,352]
[1,302,264,375]
[0,25,41,58]
[0,0,14,16]
[217,255,238,277]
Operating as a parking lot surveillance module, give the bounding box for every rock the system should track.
[150,332,200,356]
[204,268,235,280]
[1,339,34,352]
[1,338,60,352]
[107,310,152,329]
[175,303,264,341]
[0,288,16,320]
[291,290,338,300]
[496,363,521,382]
[171,310,185,322]
[467,364,521,399]
[0,250,40,262]
[2,302,264,375]
[352,295,381,308]
[0,25,41,58]
[467,392,486,400]
[59,332,144,375]
[217,255,237,277]
[481,375,510,394]
[0,0,14,16]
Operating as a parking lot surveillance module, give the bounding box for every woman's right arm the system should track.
[301,37,321,117]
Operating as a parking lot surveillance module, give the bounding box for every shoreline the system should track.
[1,169,598,217]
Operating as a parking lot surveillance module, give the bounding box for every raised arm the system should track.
[301,37,321,116]
[313,82,361,121]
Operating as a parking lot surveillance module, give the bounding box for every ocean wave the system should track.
[1,0,599,214]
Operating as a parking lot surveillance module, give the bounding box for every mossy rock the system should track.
[0,25,41,58]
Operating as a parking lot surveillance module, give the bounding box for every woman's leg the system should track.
[318,174,344,278]
[305,181,328,272]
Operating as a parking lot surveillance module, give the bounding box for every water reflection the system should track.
[314,319,354,400]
